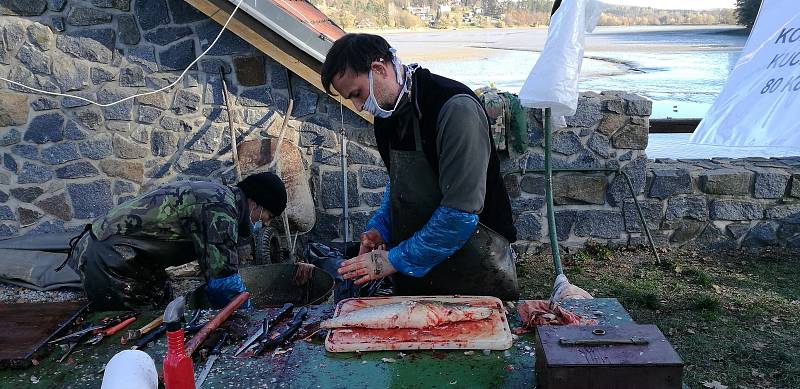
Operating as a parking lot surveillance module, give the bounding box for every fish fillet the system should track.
[321,301,493,329]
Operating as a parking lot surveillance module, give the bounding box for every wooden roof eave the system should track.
[184,0,373,124]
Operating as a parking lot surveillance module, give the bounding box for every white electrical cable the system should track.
[0,0,245,107]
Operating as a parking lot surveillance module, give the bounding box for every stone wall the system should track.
[0,0,378,239]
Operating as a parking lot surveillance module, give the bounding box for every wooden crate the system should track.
[535,324,683,389]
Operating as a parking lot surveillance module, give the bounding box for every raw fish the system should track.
[321,301,493,329]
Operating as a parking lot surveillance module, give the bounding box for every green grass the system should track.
[516,247,800,389]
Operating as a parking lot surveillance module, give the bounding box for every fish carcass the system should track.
[321,301,494,329]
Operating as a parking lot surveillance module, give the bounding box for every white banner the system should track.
[690,0,800,155]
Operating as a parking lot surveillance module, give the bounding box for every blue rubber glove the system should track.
[387,205,479,277]
[205,273,252,309]
[365,181,392,245]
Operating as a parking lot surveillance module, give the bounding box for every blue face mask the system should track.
[250,220,263,234]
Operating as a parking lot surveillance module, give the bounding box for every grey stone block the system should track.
[0,128,21,146]
[97,88,133,120]
[604,98,625,114]
[565,97,603,127]
[158,40,196,72]
[51,16,65,32]
[113,180,136,194]
[690,223,735,250]
[79,134,113,159]
[11,144,39,160]
[41,142,80,165]
[91,67,116,84]
[698,168,753,196]
[726,223,751,240]
[127,47,158,73]
[238,87,274,107]
[511,196,545,216]
[0,206,14,221]
[607,156,647,207]
[130,127,149,144]
[765,204,800,219]
[10,187,43,203]
[623,198,663,232]
[624,93,653,116]
[0,93,28,126]
[49,0,67,11]
[520,174,544,195]
[587,133,611,158]
[0,224,18,238]
[648,168,692,199]
[3,154,17,173]
[66,7,112,26]
[56,161,99,179]
[664,195,708,221]
[598,113,628,136]
[120,66,145,87]
[203,108,229,124]
[669,220,706,243]
[504,174,521,198]
[67,180,113,219]
[18,162,52,184]
[552,130,582,156]
[160,116,192,132]
[612,123,648,150]
[136,92,168,109]
[202,75,225,105]
[101,159,144,182]
[187,125,223,154]
[710,199,762,221]
[25,113,64,144]
[361,191,383,207]
[17,43,50,74]
[555,210,577,241]
[115,14,139,45]
[790,174,800,198]
[5,65,36,93]
[151,130,180,157]
[574,210,624,239]
[134,0,170,30]
[166,0,207,23]
[113,134,149,159]
[138,105,162,124]
[308,211,340,243]
[143,26,192,46]
[291,81,319,117]
[72,107,104,130]
[360,166,387,189]
[196,20,250,55]
[31,97,60,111]
[180,160,222,176]
[742,222,778,247]
[172,89,200,115]
[553,173,607,205]
[314,148,341,167]
[300,122,337,148]
[56,28,116,64]
[0,190,7,203]
[18,207,42,225]
[321,170,358,209]
[92,0,131,11]
[347,142,377,165]
[751,167,790,199]
[515,212,542,241]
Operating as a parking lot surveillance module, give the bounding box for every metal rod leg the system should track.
[544,108,563,276]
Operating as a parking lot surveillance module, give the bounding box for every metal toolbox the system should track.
[535,324,683,389]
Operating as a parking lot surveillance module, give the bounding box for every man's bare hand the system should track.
[338,249,396,285]
[358,229,386,256]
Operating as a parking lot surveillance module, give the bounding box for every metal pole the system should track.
[340,103,349,249]
[544,108,564,276]
[220,67,241,182]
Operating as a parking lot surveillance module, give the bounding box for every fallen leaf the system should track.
[30,376,39,384]
[686,328,696,335]
[712,284,722,293]
[381,358,396,363]
[752,342,767,351]
[702,380,728,389]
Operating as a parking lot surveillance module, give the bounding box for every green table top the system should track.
[0,299,631,388]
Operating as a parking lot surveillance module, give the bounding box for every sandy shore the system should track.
[357,25,747,63]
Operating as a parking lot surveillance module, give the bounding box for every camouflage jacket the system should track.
[91,180,250,280]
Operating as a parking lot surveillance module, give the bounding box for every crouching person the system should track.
[61,173,287,310]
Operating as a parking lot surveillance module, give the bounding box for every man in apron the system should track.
[321,33,519,300]
[61,172,287,310]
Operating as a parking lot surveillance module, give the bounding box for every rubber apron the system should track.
[389,114,519,301]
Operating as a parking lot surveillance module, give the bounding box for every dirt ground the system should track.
[2,244,797,388]
[517,245,800,389]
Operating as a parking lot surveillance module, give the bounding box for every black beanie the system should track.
[236,172,288,217]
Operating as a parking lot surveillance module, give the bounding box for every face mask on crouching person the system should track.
[363,48,418,119]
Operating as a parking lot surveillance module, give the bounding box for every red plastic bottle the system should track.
[163,326,194,389]
[162,296,195,389]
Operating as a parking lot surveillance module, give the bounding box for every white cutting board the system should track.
[324,295,512,352]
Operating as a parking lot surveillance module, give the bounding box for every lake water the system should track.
[382,26,784,159]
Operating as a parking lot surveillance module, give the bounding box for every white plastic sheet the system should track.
[518,0,604,126]
[690,0,800,156]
